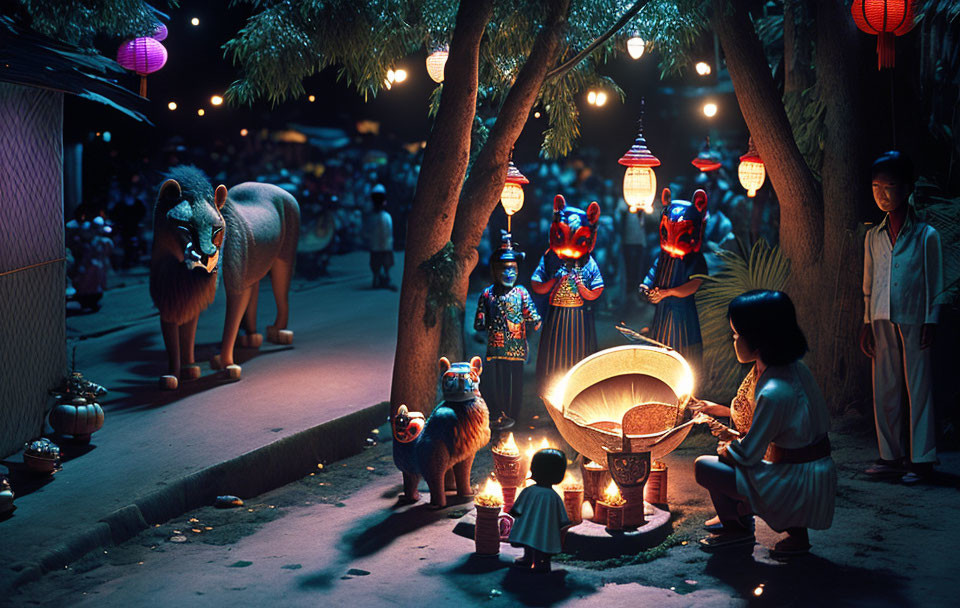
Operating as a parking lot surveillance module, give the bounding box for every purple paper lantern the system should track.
[152,23,168,41]
[116,37,168,97]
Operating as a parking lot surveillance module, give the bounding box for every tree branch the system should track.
[544,0,651,81]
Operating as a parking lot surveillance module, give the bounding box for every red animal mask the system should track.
[549,195,601,261]
[658,188,708,258]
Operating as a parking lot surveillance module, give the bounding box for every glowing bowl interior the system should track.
[543,345,696,463]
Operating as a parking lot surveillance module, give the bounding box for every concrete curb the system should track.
[5,401,389,591]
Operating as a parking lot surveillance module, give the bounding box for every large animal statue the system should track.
[393,357,491,508]
[639,187,709,370]
[531,195,603,391]
[150,166,300,389]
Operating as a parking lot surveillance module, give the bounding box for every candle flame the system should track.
[475,478,504,508]
[602,480,626,506]
[561,473,582,491]
[493,432,519,457]
[581,501,594,521]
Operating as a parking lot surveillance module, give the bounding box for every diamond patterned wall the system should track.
[0,84,64,274]
[0,83,66,457]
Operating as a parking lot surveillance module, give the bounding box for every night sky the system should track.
[65,3,747,193]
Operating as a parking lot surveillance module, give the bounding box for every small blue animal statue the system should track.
[393,356,491,508]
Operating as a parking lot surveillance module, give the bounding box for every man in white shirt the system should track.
[860,151,943,484]
[367,184,395,290]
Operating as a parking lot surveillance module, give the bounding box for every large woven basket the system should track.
[542,345,696,463]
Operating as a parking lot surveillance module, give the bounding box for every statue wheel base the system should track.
[159,375,179,391]
[267,326,293,345]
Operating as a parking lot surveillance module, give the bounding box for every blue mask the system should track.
[498,265,518,288]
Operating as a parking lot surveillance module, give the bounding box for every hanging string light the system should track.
[501,158,529,231]
[626,34,645,60]
[618,99,661,214]
[738,137,766,197]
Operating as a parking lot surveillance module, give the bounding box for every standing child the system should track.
[474,231,541,430]
[367,184,395,290]
[860,151,942,484]
[508,448,571,573]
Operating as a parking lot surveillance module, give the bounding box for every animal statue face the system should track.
[156,176,227,273]
[439,356,483,402]
[658,188,707,258]
[549,195,601,261]
[392,404,426,443]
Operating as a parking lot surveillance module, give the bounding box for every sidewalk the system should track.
[0,252,401,593]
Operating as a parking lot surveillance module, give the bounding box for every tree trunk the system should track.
[389,0,493,417]
[814,0,871,412]
[440,0,571,362]
[713,1,844,403]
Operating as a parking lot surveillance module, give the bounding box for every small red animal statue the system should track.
[150,166,300,389]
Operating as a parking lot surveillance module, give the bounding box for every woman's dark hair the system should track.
[871,150,914,185]
[728,290,808,366]
[530,448,567,486]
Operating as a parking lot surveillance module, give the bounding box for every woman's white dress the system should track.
[726,361,837,531]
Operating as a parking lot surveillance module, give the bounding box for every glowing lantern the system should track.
[152,23,168,42]
[426,48,448,83]
[501,160,528,231]
[116,37,168,97]
[618,99,661,214]
[738,137,766,197]
[695,61,712,76]
[627,35,645,60]
[691,136,722,172]
[851,0,918,69]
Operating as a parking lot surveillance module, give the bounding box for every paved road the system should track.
[0,253,400,586]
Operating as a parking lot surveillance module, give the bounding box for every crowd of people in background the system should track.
[64,128,777,316]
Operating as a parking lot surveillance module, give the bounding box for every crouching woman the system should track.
[695,290,836,556]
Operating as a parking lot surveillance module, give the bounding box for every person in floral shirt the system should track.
[475,232,541,430]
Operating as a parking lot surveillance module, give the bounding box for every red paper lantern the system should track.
[116,37,168,97]
[738,137,766,198]
[851,0,918,70]
[691,137,722,172]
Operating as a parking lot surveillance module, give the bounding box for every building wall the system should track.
[0,83,66,458]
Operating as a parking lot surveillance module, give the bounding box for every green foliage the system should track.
[419,241,461,327]
[14,0,175,47]
[915,178,960,307]
[225,0,711,159]
[783,86,825,179]
[694,239,791,401]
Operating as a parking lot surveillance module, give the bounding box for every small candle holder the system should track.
[475,504,503,555]
[601,501,625,531]
[493,434,526,511]
[474,479,505,555]
[580,459,611,509]
[562,484,584,525]
[644,461,668,505]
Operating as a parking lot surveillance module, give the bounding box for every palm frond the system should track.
[694,238,791,402]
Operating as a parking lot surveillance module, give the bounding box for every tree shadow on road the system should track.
[704,546,912,606]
